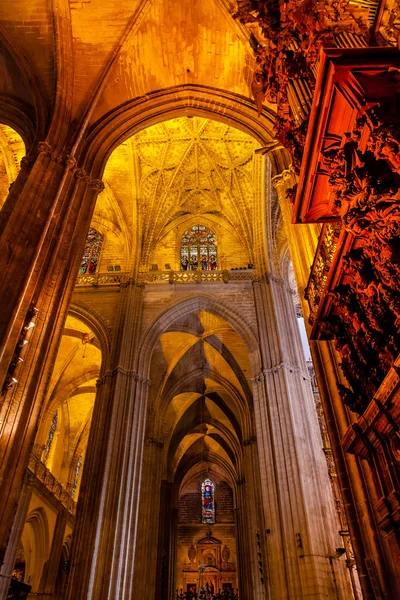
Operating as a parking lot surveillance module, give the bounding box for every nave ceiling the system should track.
[148,309,253,485]
[95,116,263,270]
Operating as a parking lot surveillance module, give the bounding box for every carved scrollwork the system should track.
[234,0,369,173]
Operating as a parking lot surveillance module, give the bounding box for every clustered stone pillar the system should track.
[251,274,352,599]
[132,437,164,598]
[0,472,34,598]
[271,159,390,599]
[155,481,173,600]
[64,282,150,600]
[311,340,392,599]
[0,143,104,576]
[236,439,267,600]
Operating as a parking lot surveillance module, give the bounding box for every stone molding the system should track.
[253,272,295,295]
[96,367,151,387]
[241,436,257,447]
[28,454,76,516]
[251,363,309,383]
[271,168,294,189]
[145,437,164,449]
[20,141,105,192]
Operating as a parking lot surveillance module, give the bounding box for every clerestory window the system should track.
[180,225,217,271]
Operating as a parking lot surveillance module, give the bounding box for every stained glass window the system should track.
[79,228,104,275]
[180,225,217,271]
[71,455,83,499]
[43,411,58,464]
[201,478,215,524]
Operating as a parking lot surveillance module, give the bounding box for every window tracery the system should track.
[43,411,58,465]
[201,478,215,524]
[79,228,104,275]
[180,225,217,271]
[71,455,83,499]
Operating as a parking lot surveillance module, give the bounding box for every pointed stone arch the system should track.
[80,85,276,182]
[21,507,50,591]
[138,293,261,381]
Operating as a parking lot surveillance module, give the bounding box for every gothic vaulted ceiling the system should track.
[96,116,261,269]
[37,315,101,488]
[148,310,252,483]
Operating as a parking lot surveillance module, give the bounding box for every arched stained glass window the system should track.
[43,411,58,464]
[180,225,217,271]
[79,228,104,275]
[71,455,83,500]
[201,478,215,524]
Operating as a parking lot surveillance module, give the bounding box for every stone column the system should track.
[38,507,68,599]
[236,438,268,600]
[0,471,34,598]
[312,339,393,599]
[0,146,103,569]
[132,436,164,597]
[155,481,173,600]
[252,275,352,599]
[65,282,150,600]
[169,506,179,600]
[270,164,378,598]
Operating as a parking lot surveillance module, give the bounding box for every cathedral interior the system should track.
[0,1,400,599]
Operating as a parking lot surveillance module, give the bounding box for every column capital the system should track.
[73,167,104,193]
[262,362,302,377]
[20,143,104,194]
[242,436,257,447]
[145,437,164,449]
[96,368,151,387]
[253,271,295,295]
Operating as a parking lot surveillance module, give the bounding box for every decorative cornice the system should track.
[20,155,36,169]
[74,167,105,192]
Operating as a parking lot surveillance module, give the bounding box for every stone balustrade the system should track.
[76,269,255,287]
[28,454,76,516]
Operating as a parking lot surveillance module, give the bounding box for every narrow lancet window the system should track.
[71,455,83,499]
[79,228,104,275]
[43,411,58,464]
[201,478,215,523]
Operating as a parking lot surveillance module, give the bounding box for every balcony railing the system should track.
[76,271,128,286]
[28,454,76,516]
[138,269,255,285]
[75,269,255,287]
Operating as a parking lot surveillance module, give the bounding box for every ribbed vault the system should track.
[147,308,252,487]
